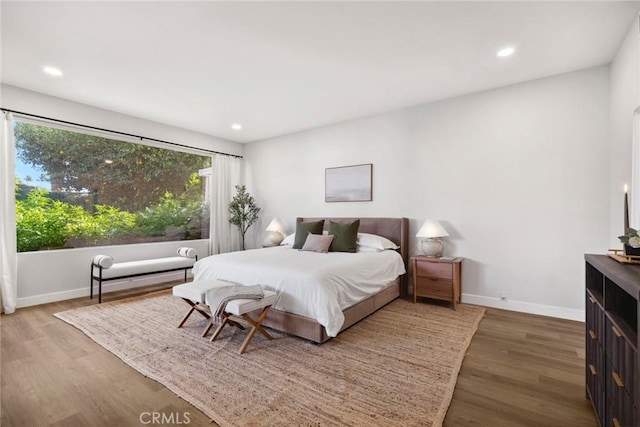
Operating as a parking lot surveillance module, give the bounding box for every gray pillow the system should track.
[293,220,325,249]
[301,233,335,253]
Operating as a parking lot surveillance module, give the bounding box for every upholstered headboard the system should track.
[297,217,409,296]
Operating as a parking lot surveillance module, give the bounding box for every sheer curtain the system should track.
[631,107,640,229]
[1,112,17,314]
[209,154,242,255]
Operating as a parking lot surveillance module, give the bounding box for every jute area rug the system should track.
[55,292,485,427]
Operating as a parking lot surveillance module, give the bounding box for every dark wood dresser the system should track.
[585,254,639,427]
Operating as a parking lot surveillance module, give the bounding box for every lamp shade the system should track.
[416,220,449,238]
[266,218,286,233]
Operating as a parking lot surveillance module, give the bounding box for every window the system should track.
[14,121,211,252]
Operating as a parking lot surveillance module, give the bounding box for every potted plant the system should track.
[228,185,260,250]
[618,227,640,257]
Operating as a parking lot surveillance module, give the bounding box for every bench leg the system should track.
[239,306,273,354]
[210,315,229,341]
[177,299,211,328]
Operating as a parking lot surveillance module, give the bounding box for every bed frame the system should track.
[261,217,409,343]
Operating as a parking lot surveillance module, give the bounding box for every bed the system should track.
[192,217,409,343]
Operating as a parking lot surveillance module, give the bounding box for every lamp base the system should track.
[420,238,443,258]
[263,231,284,247]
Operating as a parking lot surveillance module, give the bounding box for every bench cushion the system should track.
[99,256,195,279]
[172,279,238,304]
[212,290,278,316]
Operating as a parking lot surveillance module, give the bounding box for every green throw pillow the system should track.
[328,219,360,253]
[293,220,325,249]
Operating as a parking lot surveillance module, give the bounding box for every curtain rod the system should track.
[1,108,243,159]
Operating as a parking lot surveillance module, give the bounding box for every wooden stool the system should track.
[207,290,278,354]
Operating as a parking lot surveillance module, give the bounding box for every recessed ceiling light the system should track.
[231,123,242,131]
[43,66,63,77]
[496,47,515,58]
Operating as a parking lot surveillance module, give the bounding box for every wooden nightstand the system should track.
[412,256,463,310]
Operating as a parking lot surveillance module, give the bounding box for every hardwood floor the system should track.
[444,308,596,426]
[1,285,596,426]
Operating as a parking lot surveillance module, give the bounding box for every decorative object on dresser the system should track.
[584,254,639,427]
[263,218,286,247]
[618,226,640,258]
[416,219,449,258]
[412,256,462,310]
[624,183,630,232]
[325,163,372,202]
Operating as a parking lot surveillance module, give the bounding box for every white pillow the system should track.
[281,230,329,246]
[356,245,382,253]
[356,233,399,251]
[281,233,296,246]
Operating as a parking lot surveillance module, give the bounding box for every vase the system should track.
[624,244,640,257]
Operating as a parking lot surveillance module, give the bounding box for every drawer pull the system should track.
[588,330,597,340]
[612,418,621,427]
[611,326,622,338]
[612,371,624,388]
[589,364,597,375]
[589,295,596,303]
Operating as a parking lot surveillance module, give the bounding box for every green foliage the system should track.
[228,185,260,250]
[15,176,207,252]
[619,227,640,248]
[136,191,204,238]
[13,121,211,252]
[14,122,210,211]
[73,205,137,242]
[16,188,78,251]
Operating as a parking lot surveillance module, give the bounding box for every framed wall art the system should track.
[325,163,372,202]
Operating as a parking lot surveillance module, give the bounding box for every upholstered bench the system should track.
[173,279,238,336]
[91,247,197,303]
[206,289,278,354]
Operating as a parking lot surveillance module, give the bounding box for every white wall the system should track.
[1,84,243,307]
[2,84,243,157]
[609,17,640,244]
[245,66,612,320]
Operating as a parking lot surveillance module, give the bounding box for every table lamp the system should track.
[264,218,286,246]
[416,220,449,258]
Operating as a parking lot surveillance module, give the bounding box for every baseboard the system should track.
[461,293,585,322]
[16,271,190,308]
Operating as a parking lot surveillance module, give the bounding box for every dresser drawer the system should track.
[586,290,604,346]
[414,261,453,280]
[605,314,637,401]
[606,362,638,427]
[586,352,605,427]
[415,278,453,300]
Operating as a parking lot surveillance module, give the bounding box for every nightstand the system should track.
[412,256,463,310]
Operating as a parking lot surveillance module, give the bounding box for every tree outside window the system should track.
[14,122,211,252]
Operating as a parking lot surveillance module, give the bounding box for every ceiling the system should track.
[1,1,638,143]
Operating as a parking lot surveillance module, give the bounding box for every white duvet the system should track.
[191,246,406,337]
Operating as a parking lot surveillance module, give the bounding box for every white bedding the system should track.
[191,246,406,337]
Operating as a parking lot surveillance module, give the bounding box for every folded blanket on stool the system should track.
[206,285,265,322]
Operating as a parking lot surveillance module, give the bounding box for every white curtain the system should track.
[209,154,242,255]
[631,107,640,229]
[0,112,17,314]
